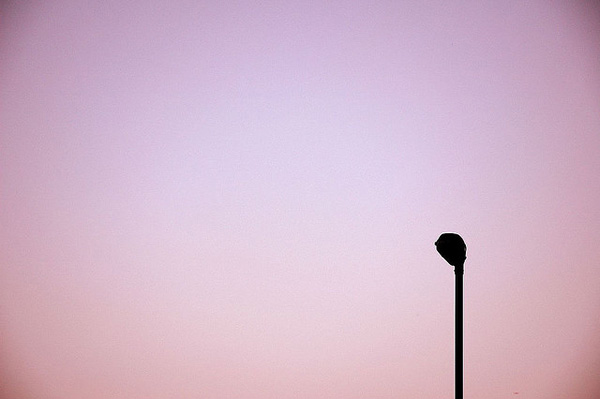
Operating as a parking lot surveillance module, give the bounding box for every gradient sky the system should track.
[1,1,600,398]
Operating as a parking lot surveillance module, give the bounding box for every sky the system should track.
[1,1,600,398]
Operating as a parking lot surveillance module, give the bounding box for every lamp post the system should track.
[435,233,467,399]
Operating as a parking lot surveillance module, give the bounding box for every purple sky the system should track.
[2,1,600,398]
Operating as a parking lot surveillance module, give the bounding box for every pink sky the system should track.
[1,1,600,398]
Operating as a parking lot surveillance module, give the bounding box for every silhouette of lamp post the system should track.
[435,233,466,399]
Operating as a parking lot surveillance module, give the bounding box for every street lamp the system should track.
[435,233,466,399]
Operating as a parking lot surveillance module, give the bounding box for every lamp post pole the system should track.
[435,233,466,399]
[455,261,464,399]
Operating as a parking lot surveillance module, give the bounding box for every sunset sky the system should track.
[1,1,600,398]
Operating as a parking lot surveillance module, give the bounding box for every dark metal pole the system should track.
[455,264,464,399]
[435,233,466,399]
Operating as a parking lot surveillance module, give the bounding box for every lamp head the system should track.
[435,233,466,268]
